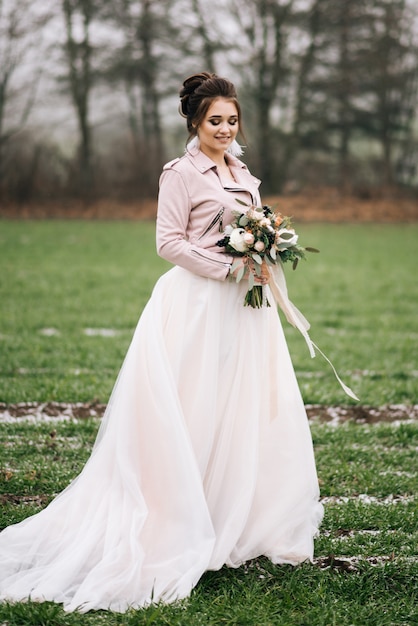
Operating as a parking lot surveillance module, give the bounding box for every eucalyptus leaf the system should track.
[236,265,245,283]
[279,232,295,240]
[293,258,299,270]
[248,271,255,290]
[305,247,320,253]
[231,259,243,273]
[252,253,263,264]
[238,216,249,226]
[270,247,277,260]
[235,198,249,206]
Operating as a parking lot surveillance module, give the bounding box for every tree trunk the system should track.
[281,0,321,187]
[63,0,94,196]
[137,0,164,186]
[253,0,290,192]
[191,0,216,72]
[337,1,351,193]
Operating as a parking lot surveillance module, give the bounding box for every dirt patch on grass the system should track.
[1,191,417,222]
[305,404,418,424]
[0,494,50,507]
[0,402,416,423]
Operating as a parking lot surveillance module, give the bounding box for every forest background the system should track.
[0,0,418,221]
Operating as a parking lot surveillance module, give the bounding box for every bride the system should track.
[0,72,323,613]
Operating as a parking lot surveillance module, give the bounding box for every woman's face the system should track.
[197,98,239,159]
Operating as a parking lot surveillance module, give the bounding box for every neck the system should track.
[200,147,227,168]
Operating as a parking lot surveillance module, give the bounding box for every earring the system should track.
[227,140,245,157]
[186,136,200,152]
[186,136,244,156]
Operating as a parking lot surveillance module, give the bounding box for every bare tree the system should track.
[277,0,322,188]
[102,0,178,192]
[366,0,418,187]
[0,0,49,198]
[61,0,98,195]
[284,0,418,191]
[229,0,294,192]
[189,0,218,73]
[294,0,372,191]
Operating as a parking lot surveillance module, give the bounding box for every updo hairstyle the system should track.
[179,72,243,141]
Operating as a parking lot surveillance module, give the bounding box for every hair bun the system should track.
[179,72,215,118]
[178,72,240,136]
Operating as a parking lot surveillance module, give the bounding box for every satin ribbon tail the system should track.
[311,341,360,401]
[268,263,359,401]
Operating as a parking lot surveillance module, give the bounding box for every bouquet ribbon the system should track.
[268,261,359,401]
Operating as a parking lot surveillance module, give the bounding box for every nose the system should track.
[218,121,230,134]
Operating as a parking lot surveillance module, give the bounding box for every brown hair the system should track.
[179,72,243,141]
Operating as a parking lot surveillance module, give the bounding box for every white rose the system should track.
[248,209,264,221]
[254,240,265,252]
[229,228,248,252]
[276,228,298,249]
[224,224,234,236]
[259,217,271,227]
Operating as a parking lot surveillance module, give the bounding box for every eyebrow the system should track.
[208,115,238,119]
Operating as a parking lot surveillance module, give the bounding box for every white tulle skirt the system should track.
[0,267,323,613]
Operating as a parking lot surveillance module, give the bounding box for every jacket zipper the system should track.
[222,185,258,205]
[198,207,225,240]
[191,249,229,266]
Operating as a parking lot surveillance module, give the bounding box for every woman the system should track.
[0,72,323,613]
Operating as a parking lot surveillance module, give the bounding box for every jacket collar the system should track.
[185,146,261,190]
[185,145,222,173]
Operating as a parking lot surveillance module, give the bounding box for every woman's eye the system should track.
[208,119,238,126]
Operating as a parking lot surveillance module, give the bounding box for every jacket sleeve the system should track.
[156,168,233,281]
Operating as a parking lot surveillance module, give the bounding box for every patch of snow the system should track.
[321,529,400,538]
[321,494,415,505]
[84,328,120,337]
[39,328,60,336]
[379,470,416,478]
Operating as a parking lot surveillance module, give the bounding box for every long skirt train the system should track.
[0,267,323,612]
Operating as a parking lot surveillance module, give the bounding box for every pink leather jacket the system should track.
[156,146,261,281]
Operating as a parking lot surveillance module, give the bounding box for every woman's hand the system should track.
[229,258,270,285]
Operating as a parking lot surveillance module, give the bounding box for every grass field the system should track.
[0,220,417,625]
[0,220,417,405]
[0,417,416,625]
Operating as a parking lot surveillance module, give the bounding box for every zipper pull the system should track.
[219,207,225,231]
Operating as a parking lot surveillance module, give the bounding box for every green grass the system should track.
[0,419,416,625]
[0,220,417,624]
[0,221,417,404]
[283,223,418,405]
[0,221,171,402]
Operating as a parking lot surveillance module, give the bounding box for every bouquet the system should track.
[216,200,319,308]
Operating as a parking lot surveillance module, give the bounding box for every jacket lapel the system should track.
[186,146,261,204]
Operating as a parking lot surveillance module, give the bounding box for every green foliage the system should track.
[0,221,416,404]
